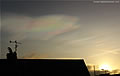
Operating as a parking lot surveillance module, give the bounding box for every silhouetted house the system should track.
[0,59,90,76]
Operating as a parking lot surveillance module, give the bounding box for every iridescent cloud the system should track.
[3,14,80,40]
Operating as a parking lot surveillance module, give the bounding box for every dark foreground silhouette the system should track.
[7,40,21,60]
[0,59,90,76]
[6,47,17,60]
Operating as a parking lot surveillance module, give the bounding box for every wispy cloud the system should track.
[89,48,120,58]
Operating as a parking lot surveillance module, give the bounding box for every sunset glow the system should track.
[1,1,120,75]
[99,64,112,71]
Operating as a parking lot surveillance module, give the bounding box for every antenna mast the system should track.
[94,65,96,76]
[9,40,21,52]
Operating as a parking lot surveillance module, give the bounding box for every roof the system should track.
[0,59,90,76]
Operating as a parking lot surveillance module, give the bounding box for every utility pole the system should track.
[94,65,96,76]
[9,40,21,52]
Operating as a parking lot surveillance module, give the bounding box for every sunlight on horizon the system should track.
[99,64,112,71]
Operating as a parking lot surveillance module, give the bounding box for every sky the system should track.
[1,0,120,72]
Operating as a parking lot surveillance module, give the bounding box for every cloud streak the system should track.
[89,48,120,58]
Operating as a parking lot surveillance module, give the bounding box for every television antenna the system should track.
[9,40,22,52]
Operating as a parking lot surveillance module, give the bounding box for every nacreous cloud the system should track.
[2,14,80,40]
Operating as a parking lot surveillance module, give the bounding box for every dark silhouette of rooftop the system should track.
[0,59,90,76]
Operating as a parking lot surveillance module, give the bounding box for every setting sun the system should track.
[99,64,112,71]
